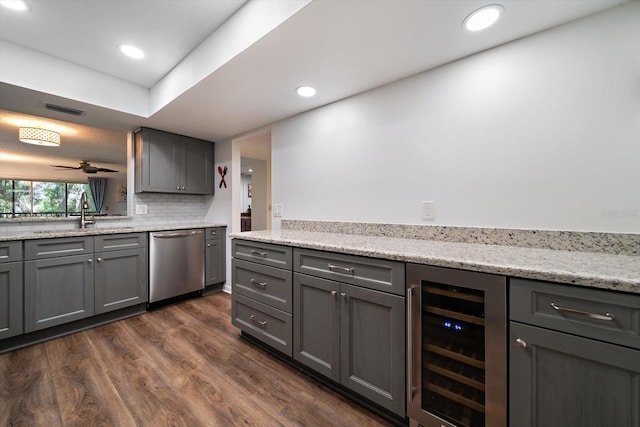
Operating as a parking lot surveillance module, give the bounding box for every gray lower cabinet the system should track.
[231,240,293,356]
[293,251,406,417]
[23,233,149,333]
[94,248,147,314]
[205,227,226,288]
[25,254,95,332]
[509,278,640,427]
[0,241,22,340]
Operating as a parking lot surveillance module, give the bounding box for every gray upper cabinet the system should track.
[293,248,406,417]
[0,241,23,340]
[510,279,640,427]
[134,127,214,195]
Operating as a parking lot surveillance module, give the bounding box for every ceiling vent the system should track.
[44,103,85,116]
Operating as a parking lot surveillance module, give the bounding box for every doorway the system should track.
[237,129,271,231]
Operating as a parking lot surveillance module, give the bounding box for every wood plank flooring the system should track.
[0,293,394,427]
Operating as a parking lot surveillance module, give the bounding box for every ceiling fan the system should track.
[51,160,118,174]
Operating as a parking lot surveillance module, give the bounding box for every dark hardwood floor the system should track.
[0,293,394,426]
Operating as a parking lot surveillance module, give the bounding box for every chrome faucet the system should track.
[80,191,95,229]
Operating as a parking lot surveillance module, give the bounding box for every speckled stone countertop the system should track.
[0,223,227,241]
[230,229,640,295]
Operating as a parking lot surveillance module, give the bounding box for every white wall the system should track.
[271,2,640,233]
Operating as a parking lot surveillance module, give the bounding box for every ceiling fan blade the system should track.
[51,165,82,170]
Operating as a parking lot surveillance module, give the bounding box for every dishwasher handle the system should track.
[152,230,203,239]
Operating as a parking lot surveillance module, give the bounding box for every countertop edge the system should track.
[1,223,227,241]
[229,231,640,294]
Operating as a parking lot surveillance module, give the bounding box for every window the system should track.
[0,179,95,218]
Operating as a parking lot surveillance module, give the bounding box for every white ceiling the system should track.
[0,0,630,179]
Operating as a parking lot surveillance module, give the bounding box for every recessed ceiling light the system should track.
[296,86,316,97]
[463,5,503,32]
[119,44,145,59]
[0,0,30,11]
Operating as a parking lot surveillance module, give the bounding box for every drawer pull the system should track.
[328,264,355,275]
[251,250,268,258]
[515,338,527,348]
[331,290,337,296]
[250,315,267,327]
[250,279,268,288]
[550,302,615,321]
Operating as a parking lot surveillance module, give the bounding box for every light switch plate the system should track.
[422,201,436,220]
[273,204,283,217]
[135,204,148,215]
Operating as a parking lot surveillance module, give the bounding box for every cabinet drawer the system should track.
[206,227,225,240]
[510,278,640,349]
[232,240,292,270]
[232,293,292,357]
[0,241,22,263]
[25,236,94,260]
[232,259,292,313]
[95,232,147,252]
[294,248,405,296]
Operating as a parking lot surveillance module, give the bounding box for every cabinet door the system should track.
[0,262,23,340]
[135,127,181,193]
[25,255,94,332]
[293,273,340,381]
[181,136,214,194]
[340,283,406,416]
[206,239,225,286]
[95,248,148,314]
[510,322,640,427]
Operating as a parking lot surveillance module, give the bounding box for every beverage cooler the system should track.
[406,264,507,427]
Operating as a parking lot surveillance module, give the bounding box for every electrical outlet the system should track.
[273,204,283,218]
[135,204,148,215]
[422,201,436,220]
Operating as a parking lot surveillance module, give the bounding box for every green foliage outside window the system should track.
[0,179,95,218]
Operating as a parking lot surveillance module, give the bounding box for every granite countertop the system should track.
[230,229,640,294]
[1,223,227,241]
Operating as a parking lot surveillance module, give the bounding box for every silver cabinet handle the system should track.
[87,258,93,263]
[251,250,268,257]
[516,338,527,348]
[211,231,216,236]
[328,264,354,275]
[340,292,347,298]
[250,315,267,327]
[207,244,211,248]
[250,279,267,288]
[407,285,418,401]
[176,186,180,190]
[330,290,337,296]
[97,258,102,262]
[550,302,615,321]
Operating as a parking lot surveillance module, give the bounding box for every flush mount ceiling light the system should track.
[296,86,316,97]
[0,0,30,11]
[463,4,503,32]
[119,44,145,59]
[19,127,61,147]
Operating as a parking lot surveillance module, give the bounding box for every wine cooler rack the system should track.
[407,264,506,427]
[422,283,486,427]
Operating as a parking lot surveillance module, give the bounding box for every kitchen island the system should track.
[230,220,640,426]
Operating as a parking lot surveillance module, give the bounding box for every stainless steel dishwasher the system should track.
[149,229,204,304]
